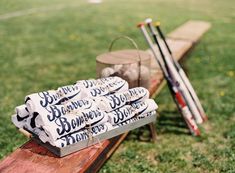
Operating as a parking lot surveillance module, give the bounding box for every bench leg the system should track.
[148,122,157,143]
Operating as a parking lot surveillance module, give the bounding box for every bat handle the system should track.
[155,22,172,55]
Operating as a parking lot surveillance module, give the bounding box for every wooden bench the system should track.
[0,20,211,173]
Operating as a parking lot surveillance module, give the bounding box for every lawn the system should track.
[0,0,234,172]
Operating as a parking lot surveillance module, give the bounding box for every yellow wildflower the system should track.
[219,91,225,97]
[227,70,234,77]
[69,34,79,41]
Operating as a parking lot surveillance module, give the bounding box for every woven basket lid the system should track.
[96,49,150,65]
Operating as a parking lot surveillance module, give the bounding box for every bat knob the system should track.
[137,23,145,27]
[145,18,152,24]
[154,21,161,26]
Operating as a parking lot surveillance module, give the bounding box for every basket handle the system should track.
[108,36,142,85]
[108,36,141,62]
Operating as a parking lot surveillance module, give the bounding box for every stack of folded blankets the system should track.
[12,77,158,148]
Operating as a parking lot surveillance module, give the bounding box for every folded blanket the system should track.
[42,122,113,148]
[81,79,128,98]
[117,110,156,127]
[11,112,44,136]
[11,114,26,128]
[95,87,150,112]
[131,99,158,115]
[108,99,158,125]
[24,122,42,136]
[41,108,109,141]
[15,105,29,118]
[11,104,29,128]
[12,76,159,149]
[48,111,156,147]
[26,77,124,114]
[57,85,82,100]
[76,76,123,89]
[25,85,82,115]
[34,98,96,127]
[25,77,128,116]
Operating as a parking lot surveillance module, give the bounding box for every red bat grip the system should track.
[175,92,186,107]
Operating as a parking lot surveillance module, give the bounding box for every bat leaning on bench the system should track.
[145,18,204,125]
[153,20,207,122]
[138,22,200,136]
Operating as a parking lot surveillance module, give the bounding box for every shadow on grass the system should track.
[126,110,190,141]
[156,110,189,135]
[158,110,187,128]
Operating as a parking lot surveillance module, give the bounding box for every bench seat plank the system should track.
[168,20,211,43]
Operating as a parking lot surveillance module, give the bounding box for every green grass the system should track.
[0,0,234,172]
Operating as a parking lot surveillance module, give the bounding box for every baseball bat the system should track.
[137,23,200,136]
[154,21,207,121]
[145,18,203,124]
